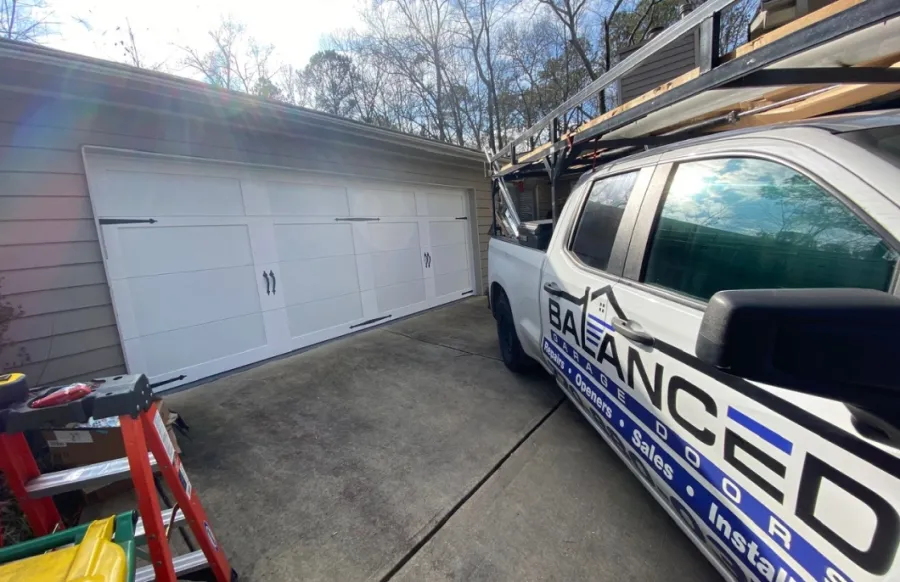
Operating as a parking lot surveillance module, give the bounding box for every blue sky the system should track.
[43,0,365,75]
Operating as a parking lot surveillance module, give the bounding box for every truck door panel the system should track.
[539,167,654,358]
[592,146,900,582]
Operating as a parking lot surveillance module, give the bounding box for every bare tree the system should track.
[277,64,302,104]
[243,41,281,99]
[454,0,519,150]
[297,50,357,116]
[363,0,463,143]
[113,19,168,71]
[180,18,246,90]
[180,17,280,98]
[719,0,756,52]
[0,0,51,42]
[536,0,596,80]
[498,17,559,134]
[166,0,759,150]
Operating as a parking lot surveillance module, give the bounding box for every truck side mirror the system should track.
[695,288,900,443]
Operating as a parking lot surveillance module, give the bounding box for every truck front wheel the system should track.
[494,293,533,374]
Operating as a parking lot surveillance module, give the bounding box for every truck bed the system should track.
[488,236,546,363]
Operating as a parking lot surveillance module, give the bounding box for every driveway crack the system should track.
[375,396,565,582]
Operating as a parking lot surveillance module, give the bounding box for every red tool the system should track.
[29,383,94,409]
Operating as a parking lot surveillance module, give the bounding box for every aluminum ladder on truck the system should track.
[486,0,900,210]
[483,145,521,238]
[0,372,237,582]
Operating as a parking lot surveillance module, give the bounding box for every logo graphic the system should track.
[545,284,625,361]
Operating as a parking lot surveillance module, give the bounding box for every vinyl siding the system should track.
[532,178,576,220]
[476,189,492,290]
[619,33,698,104]
[0,88,490,385]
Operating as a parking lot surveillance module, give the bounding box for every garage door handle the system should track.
[612,317,654,346]
[269,270,276,294]
[262,271,271,295]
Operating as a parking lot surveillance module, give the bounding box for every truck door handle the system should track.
[269,270,276,294]
[543,282,561,294]
[262,271,271,295]
[612,317,654,346]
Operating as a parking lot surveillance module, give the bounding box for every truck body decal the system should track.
[728,407,794,455]
[543,285,900,581]
[546,333,841,582]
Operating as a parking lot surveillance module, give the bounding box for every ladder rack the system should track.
[486,0,900,230]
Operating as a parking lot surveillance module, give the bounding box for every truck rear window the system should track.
[841,125,900,168]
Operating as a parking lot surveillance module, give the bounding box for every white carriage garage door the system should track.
[84,152,475,391]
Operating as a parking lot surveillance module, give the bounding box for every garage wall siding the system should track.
[476,189,492,290]
[0,89,490,385]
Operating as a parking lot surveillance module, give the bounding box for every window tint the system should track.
[842,125,900,169]
[644,157,896,301]
[570,171,639,271]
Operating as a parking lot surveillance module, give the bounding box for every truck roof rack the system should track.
[486,0,900,233]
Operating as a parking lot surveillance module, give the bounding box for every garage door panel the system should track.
[127,265,261,337]
[279,255,360,306]
[266,181,349,216]
[435,270,471,297]
[371,248,424,289]
[116,224,253,278]
[286,293,363,339]
[418,190,465,217]
[134,313,267,377]
[355,222,420,253]
[430,221,467,247]
[93,170,244,216]
[374,279,426,312]
[431,243,468,276]
[350,189,416,217]
[274,223,354,261]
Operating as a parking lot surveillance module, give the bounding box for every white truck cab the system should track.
[488,113,900,582]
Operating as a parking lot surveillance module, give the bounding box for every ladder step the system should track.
[134,549,208,582]
[26,454,157,498]
[134,507,187,545]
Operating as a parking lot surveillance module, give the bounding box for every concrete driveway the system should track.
[114,298,720,580]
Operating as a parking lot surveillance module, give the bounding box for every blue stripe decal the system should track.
[587,314,614,330]
[584,334,598,347]
[587,321,606,335]
[544,332,846,582]
[727,407,794,455]
[586,326,603,340]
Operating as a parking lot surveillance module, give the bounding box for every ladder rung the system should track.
[25,454,157,498]
[134,507,187,545]
[134,549,209,582]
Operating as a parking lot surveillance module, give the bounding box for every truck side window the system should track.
[570,171,639,271]
[643,157,897,301]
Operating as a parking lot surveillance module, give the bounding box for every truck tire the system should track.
[494,293,533,374]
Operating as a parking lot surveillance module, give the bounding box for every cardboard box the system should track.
[41,400,181,469]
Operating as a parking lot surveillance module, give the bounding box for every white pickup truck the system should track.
[488,113,900,582]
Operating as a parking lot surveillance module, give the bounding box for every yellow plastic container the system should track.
[0,516,128,582]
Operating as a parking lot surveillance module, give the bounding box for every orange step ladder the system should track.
[0,373,237,581]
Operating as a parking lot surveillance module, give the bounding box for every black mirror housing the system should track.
[696,288,900,408]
